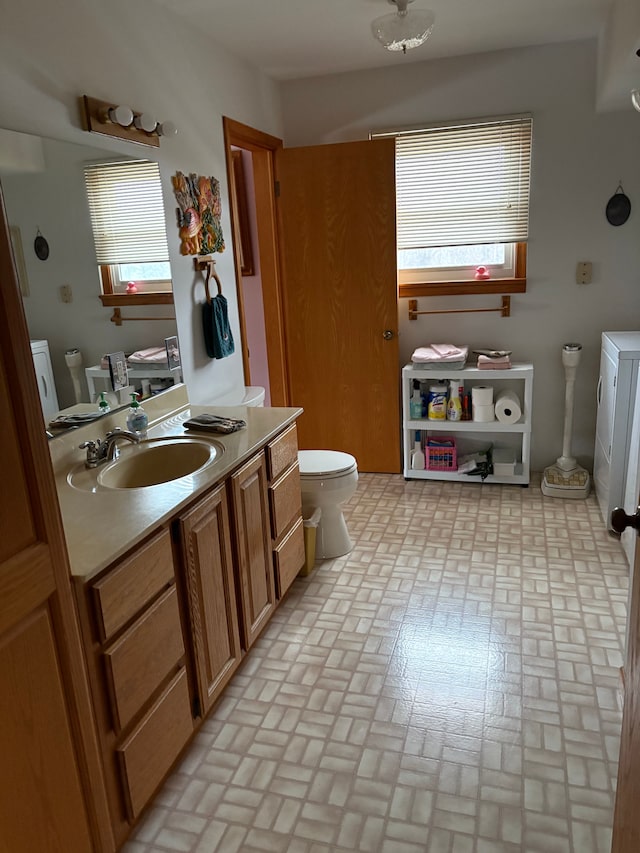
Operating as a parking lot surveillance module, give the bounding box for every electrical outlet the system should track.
[60,284,73,303]
[576,262,592,285]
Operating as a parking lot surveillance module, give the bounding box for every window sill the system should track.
[399,278,526,298]
[99,293,174,307]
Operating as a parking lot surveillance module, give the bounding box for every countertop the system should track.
[49,387,302,581]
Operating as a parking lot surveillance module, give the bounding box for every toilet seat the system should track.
[298,450,357,480]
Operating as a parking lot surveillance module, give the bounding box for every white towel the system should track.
[411,344,468,363]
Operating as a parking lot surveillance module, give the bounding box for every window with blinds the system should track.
[84,159,172,298]
[373,114,532,296]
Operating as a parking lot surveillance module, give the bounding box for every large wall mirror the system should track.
[0,128,180,430]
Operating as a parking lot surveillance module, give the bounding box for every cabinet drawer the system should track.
[117,667,193,821]
[267,423,298,482]
[269,462,302,540]
[103,585,185,731]
[274,516,305,598]
[92,529,175,642]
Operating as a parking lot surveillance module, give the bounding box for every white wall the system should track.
[0,0,283,406]
[279,40,640,472]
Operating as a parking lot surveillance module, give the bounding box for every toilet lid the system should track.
[298,449,357,477]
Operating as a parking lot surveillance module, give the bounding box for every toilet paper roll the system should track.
[472,403,495,422]
[495,390,522,425]
[471,385,494,405]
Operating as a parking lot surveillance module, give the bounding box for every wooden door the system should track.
[275,138,400,473]
[612,519,640,850]
[0,194,110,849]
[229,453,275,649]
[179,484,242,715]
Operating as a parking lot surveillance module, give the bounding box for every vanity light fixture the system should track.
[81,95,178,148]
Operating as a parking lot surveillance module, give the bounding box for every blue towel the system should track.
[203,294,235,359]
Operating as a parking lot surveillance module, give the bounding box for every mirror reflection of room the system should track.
[0,127,180,425]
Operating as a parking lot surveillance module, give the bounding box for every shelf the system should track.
[403,463,528,485]
[402,362,534,486]
[406,418,529,434]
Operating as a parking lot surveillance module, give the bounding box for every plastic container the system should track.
[300,507,322,576]
[446,379,462,421]
[425,436,457,471]
[427,383,447,420]
[409,382,423,419]
[126,392,148,437]
[411,431,425,470]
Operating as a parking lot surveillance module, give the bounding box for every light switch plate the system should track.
[576,261,592,284]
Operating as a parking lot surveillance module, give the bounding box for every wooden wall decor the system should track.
[172,172,225,256]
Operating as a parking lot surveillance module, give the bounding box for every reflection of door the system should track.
[612,508,640,850]
[275,139,400,473]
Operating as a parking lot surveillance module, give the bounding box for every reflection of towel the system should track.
[203,294,235,359]
[128,347,167,364]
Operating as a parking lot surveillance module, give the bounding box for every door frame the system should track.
[222,117,290,406]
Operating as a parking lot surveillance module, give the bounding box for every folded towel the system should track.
[49,412,105,428]
[183,413,246,434]
[477,354,511,365]
[477,359,512,370]
[412,344,469,364]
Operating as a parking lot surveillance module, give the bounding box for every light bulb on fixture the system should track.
[133,112,158,133]
[372,0,435,54]
[157,120,178,137]
[107,104,134,127]
[632,89,640,113]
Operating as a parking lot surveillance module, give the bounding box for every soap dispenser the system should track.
[98,391,110,415]
[126,392,148,438]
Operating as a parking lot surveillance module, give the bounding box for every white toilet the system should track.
[298,450,358,560]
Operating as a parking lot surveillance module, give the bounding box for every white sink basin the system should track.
[68,437,223,492]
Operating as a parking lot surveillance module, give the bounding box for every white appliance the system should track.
[30,340,59,423]
[593,332,640,530]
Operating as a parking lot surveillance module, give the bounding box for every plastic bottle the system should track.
[411,431,425,470]
[126,392,148,437]
[410,382,423,419]
[447,379,462,421]
[427,383,448,420]
[98,391,110,415]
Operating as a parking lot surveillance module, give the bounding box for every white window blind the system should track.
[84,160,170,264]
[378,115,532,250]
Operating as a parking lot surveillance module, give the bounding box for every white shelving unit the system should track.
[402,362,534,485]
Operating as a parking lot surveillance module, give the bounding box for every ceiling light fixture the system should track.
[372,0,435,55]
[632,89,640,113]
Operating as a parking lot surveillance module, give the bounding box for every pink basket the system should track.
[425,437,457,471]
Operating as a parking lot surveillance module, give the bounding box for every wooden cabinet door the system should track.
[275,138,400,473]
[229,453,275,649]
[0,194,108,849]
[180,484,242,715]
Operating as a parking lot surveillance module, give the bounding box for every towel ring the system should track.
[194,256,223,302]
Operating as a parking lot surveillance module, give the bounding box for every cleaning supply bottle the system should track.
[409,381,423,419]
[447,379,462,421]
[98,391,110,415]
[411,431,425,470]
[427,383,448,420]
[126,392,148,437]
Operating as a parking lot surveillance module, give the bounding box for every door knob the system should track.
[611,506,640,534]
[382,330,395,340]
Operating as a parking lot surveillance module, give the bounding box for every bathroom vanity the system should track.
[49,389,304,849]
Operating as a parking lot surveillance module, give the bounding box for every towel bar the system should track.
[110,308,176,326]
[408,295,510,320]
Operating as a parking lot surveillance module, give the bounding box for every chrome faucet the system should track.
[79,427,140,468]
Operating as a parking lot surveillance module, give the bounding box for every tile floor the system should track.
[124,473,629,853]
